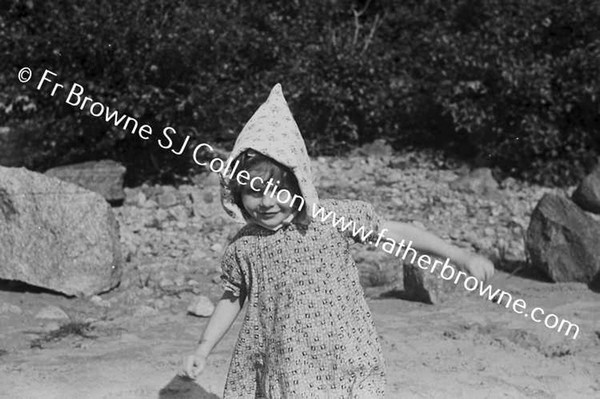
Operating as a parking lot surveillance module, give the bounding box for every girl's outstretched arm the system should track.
[181,291,245,378]
[381,220,494,282]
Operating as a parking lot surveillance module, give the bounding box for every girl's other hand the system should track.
[464,254,495,283]
[181,352,207,380]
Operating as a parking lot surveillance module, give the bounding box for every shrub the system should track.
[0,0,598,185]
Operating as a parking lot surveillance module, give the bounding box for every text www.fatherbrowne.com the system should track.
[311,204,580,340]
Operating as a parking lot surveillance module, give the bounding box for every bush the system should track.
[0,0,598,185]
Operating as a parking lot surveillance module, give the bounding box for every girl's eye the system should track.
[244,187,264,197]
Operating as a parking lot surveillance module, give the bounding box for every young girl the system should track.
[182,84,494,398]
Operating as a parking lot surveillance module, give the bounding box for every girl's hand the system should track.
[463,254,495,283]
[181,352,207,379]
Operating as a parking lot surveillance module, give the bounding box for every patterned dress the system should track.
[220,199,386,398]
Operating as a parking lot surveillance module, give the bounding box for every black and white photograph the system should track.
[1,1,599,398]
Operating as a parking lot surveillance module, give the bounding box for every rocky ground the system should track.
[1,150,599,398]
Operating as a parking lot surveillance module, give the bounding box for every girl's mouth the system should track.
[259,211,279,218]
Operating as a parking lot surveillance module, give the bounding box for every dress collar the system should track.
[250,212,297,232]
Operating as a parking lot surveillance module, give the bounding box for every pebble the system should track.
[35,305,69,320]
[159,278,174,289]
[191,249,208,262]
[158,192,178,208]
[90,295,111,308]
[135,191,147,207]
[187,296,215,317]
[210,243,223,253]
[143,199,158,209]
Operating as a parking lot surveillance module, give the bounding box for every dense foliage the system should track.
[1,0,598,185]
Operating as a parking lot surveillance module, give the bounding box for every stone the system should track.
[187,295,215,317]
[124,187,140,205]
[449,167,500,198]
[90,295,111,308]
[169,205,189,222]
[351,139,393,159]
[403,260,462,304]
[210,243,223,253]
[35,305,69,320]
[135,191,147,207]
[45,160,126,204]
[0,166,122,296]
[157,191,178,208]
[572,163,600,214]
[525,193,600,284]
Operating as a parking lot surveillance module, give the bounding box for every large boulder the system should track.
[525,193,600,284]
[403,259,462,304]
[44,160,126,204]
[572,163,600,214]
[0,166,122,296]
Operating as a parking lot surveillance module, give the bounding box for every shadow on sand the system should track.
[159,375,221,399]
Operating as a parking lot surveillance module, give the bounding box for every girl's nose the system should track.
[260,193,277,208]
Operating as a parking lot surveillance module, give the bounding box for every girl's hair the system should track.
[229,150,305,220]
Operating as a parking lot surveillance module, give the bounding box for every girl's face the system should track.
[241,185,297,230]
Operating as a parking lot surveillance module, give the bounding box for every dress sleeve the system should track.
[322,199,383,245]
[220,244,246,298]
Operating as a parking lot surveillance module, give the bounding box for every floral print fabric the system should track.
[220,199,387,398]
[220,83,319,225]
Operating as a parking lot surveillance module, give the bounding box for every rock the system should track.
[143,199,158,209]
[572,163,600,214]
[45,160,126,204]
[187,295,215,317]
[152,298,168,310]
[0,302,23,315]
[204,172,221,187]
[403,259,462,304]
[158,278,175,289]
[124,187,140,205]
[35,305,69,320]
[449,167,500,198]
[210,243,223,253]
[351,139,393,159]
[525,193,600,284]
[157,191,178,208]
[135,191,147,207]
[0,166,122,296]
[169,205,189,222]
[174,275,185,286]
[90,295,111,308]
[189,186,226,219]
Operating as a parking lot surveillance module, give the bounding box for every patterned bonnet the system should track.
[220,84,319,224]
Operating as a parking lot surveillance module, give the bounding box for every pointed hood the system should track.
[220,83,319,224]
